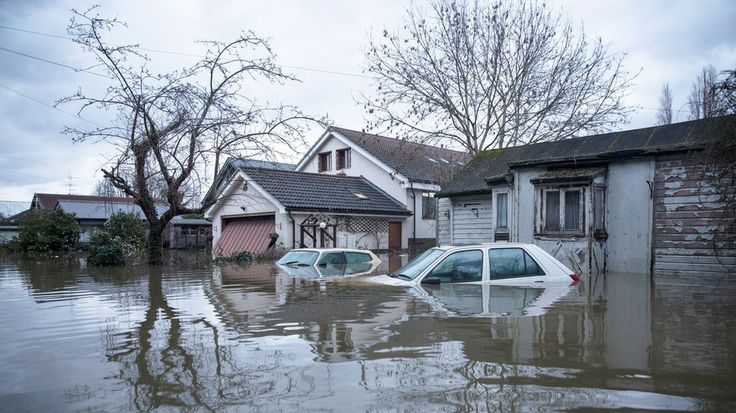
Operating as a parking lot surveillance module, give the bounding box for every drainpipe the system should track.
[288,211,296,249]
[410,181,417,254]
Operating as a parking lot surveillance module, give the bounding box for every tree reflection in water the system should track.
[106,269,240,412]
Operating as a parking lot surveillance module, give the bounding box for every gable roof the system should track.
[242,167,411,216]
[438,116,730,197]
[308,127,471,185]
[32,193,136,210]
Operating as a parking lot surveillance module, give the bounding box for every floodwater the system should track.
[0,254,734,412]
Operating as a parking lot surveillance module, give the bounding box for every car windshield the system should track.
[390,248,446,280]
[277,251,319,266]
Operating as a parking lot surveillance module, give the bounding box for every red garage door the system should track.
[214,216,275,257]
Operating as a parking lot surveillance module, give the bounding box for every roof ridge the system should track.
[242,165,365,180]
[330,126,469,156]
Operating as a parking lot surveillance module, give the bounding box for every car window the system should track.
[489,248,545,279]
[345,252,372,264]
[317,252,345,266]
[277,251,319,266]
[393,248,445,280]
[428,250,483,283]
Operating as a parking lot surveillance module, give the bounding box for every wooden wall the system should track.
[653,156,736,275]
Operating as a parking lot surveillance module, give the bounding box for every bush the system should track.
[104,211,146,251]
[87,243,125,266]
[18,209,80,252]
[214,251,254,265]
[86,212,146,266]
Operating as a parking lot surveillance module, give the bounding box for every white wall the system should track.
[298,134,415,248]
[606,159,654,273]
[298,134,408,204]
[208,175,285,249]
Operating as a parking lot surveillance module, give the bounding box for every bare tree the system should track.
[94,178,125,197]
[699,69,736,269]
[688,65,726,120]
[60,7,317,264]
[657,83,673,125]
[363,0,635,154]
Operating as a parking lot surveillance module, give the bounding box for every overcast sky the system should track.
[0,0,734,207]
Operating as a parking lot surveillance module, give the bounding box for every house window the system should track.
[593,184,606,234]
[422,192,436,219]
[540,187,585,235]
[496,192,508,229]
[318,151,332,172]
[336,148,351,170]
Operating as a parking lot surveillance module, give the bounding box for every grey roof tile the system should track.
[330,127,471,184]
[242,167,411,216]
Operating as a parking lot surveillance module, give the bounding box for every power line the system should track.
[0,24,375,80]
[0,46,110,78]
[0,81,103,126]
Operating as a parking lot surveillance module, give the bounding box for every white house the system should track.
[436,116,735,276]
[204,127,469,255]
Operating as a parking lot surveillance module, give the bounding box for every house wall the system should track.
[208,176,285,250]
[451,195,493,245]
[512,168,591,273]
[290,212,394,250]
[653,155,736,276]
[437,198,452,246]
[606,159,654,273]
[298,134,419,249]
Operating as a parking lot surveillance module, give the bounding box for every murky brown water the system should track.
[0,254,734,412]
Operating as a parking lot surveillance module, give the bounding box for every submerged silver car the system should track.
[370,243,579,286]
[276,248,381,278]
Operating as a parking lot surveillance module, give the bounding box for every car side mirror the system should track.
[421,276,441,285]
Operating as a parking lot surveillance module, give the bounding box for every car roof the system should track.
[288,248,375,254]
[436,243,537,250]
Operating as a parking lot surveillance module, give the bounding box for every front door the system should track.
[388,221,402,250]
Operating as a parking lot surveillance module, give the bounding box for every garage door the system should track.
[452,195,493,245]
[214,215,275,257]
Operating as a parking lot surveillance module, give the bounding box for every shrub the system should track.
[214,251,254,265]
[104,211,146,251]
[87,243,125,266]
[86,211,146,266]
[18,209,80,252]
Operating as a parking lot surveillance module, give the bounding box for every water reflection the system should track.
[0,254,734,411]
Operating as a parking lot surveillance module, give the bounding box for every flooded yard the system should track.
[0,254,734,412]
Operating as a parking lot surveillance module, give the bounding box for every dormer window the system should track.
[318,151,332,172]
[336,148,351,170]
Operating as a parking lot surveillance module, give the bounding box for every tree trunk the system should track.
[148,222,165,265]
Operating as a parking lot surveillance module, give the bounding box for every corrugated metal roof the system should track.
[56,200,167,220]
[214,216,275,256]
[33,193,137,210]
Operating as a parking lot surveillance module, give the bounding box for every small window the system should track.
[336,148,351,170]
[318,152,332,172]
[496,192,508,229]
[428,250,483,283]
[540,187,585,235]
[422,192,436,219]
[354,193,368,200]
[594,185,606,233]
[345,252,372,264]
[489,248,545,279]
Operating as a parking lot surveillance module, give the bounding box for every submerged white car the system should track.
[276,248,382,278]
[370,243,579,286]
